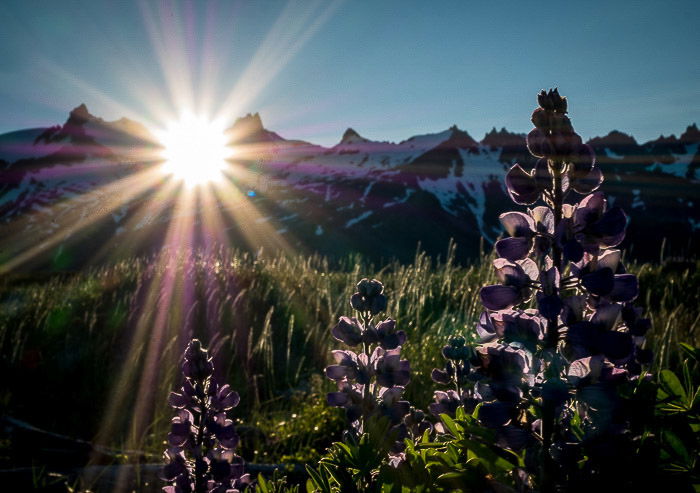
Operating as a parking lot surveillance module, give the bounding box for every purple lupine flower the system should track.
[474,343,530,388]
[327,380,365,423]
[326,278,420,453]
[429,390,463,417]
[477,309,545,352]
[431,335,473,393]
[331,316,364,347]
[480,258,538,310]
[571,250,639,303]
[162,339,247,493]
[350,278,387,315]
[573,192,627,254]
[495,212,536,261]
[330,315,406,350]
[537,263,563,320]
[566,303,636,363]
[325,349,369,383]
[375,318,407,350]
[375,347,410,387]
[467,90,654,488]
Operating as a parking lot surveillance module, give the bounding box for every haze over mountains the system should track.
[0,105,698,271]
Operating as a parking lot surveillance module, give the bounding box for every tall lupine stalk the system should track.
[162,339,251,493]
[325,279,428,456]
[459,89,652,490]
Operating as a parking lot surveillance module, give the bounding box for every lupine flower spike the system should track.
[162,339,250,493]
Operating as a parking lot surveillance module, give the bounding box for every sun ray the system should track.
[0,164,166,273]
[92,187,198,464]
[214,0,344,122]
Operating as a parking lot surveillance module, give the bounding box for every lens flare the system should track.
[159,113,233,186]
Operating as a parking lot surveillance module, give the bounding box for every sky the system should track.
[1,0,698,146]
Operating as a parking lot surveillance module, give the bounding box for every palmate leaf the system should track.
[657,366,699,414]
[660,370,687,400]
[657,369,691,413]
[662,430,692,468]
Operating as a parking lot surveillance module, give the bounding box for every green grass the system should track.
[0,244,697,465]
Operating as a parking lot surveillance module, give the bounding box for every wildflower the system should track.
[573,192,627,254]
[480,258,538,310]
[375,348,410,387]
[162,339,248,493]
[326,278,416,450]
[477,309,544,352]
[331,316,364,347]
[350,278,387,315]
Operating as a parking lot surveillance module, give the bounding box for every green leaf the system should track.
[663,430,691,466]
[660,369,687,401]
[305,464,331,493]
[257,474,271,493]
[437,471,467,481]
[440,413,462,437]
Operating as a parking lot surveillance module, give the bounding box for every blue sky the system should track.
[1,0,698,146]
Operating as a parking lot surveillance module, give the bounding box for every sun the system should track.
[158,113,233,186]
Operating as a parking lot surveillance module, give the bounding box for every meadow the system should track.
[1,242,697,487]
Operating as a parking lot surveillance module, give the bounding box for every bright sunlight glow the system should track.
[158,114,233,187]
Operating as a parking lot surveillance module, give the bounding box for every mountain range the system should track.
[0,104,698,271]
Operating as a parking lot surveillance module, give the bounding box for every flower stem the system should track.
[541,159,565,492]
[194,380,209,493]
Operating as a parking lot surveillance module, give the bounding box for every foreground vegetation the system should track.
[3,90,699,492]
[0,247,697,476]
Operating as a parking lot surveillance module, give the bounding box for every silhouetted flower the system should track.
[162,339,247,493]
[480,258,538,310]
[326,279,413,448]
[327,381,365,423]
[325,349,369,384]
[573,192,627,254]
[375,347,410,387]
[375,318,407,350]
[350,278,387,315]
[477,309,544,352]
[429,390,463,417]
[566,304,636,363]
[571,250,639,302]
[331,316,364,346]
[462,89,653,490]
[495,212,536,261]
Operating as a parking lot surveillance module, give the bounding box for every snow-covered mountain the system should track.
[0,105,698,270]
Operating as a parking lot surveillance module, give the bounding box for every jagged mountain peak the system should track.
[680,123,700,145]
[227,112,285,144]
[587,130,639,148]
[441,125,478,149]
[67,103,95,126]
[339,127,370,145]
[481,127,526,148]
[233,112,264,131]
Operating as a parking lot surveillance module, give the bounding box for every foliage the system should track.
[0,250,697,465]
[305,90,700,492]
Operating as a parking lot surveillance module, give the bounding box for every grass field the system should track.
[0,244,698,468]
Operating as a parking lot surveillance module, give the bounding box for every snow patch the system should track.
[344,210,373,228]
[415,147,503,242]
[631,189,644,210]
[383,189,415,208]
[646,143,699,178]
